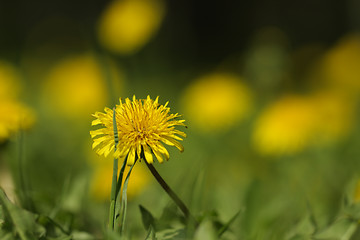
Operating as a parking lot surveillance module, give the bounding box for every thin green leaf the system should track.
[285,214,317,240]
[315,218,357,240]
[109,199,116,231]
[341,222,358,240]
[118,162,135,235]
[36,215,70,236]
[305,200,318,232]
[139,205,156,231]
[0,188,45,240]
[217,210,241,237]
[114,155,128,232]
[144,225,156,240]
[109,107,120,231]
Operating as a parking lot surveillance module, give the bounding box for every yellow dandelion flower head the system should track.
[43,53,123,119]
[0,100,36,142]
[252,95,318,156]
[90,96,186,165]
[97,0,165,55]
[321,34,360,94]
[181,72,252,132]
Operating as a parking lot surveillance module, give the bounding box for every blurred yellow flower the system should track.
[252,92,355,156]
[89,155,150,201]
[90,96,186,165]
[252,95,318,155]
[181,73,252,132]
[43,54,123,119]
[0,60,22,99]
[321,34,360,95]
[0,60,35,142]
[0,100,36,142]
[97,0,165,54]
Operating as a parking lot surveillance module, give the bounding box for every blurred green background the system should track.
[1,0,360,239]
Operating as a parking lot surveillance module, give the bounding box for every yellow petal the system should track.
[136,143,142,159]
[173,130,187,138]
[90,129,106,138]
[92,136,109,148]
[91,119,102,126]
[167,134,183,141]
[161,136,184,152]
[152,148,164,163]
[143,144,153,164]
[127,146,136,165]
[103,144,115,157]
[118,144,130,157]
[97,144,111,156]
[153,143,169,161]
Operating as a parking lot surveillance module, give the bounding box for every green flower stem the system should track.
[145,161,197,224]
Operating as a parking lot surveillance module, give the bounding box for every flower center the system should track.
[132,126,149,142]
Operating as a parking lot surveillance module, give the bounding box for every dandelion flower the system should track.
[181,73,252,132]
[252,95,318,155]
[320,34,360,94]
[43,53,123,119]
[97,0,165,54]
[0,100,35,142]
[90,96,186,165]
[0,61,35,142]
[253,91,355,156]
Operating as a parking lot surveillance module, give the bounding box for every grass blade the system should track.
[114,155,127,232]
[118,162,135,235]
[217,210,241,237]
[139,205,156,231]
[109,107,120,230]
[0,188,41,240]
[144,225,156,240]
